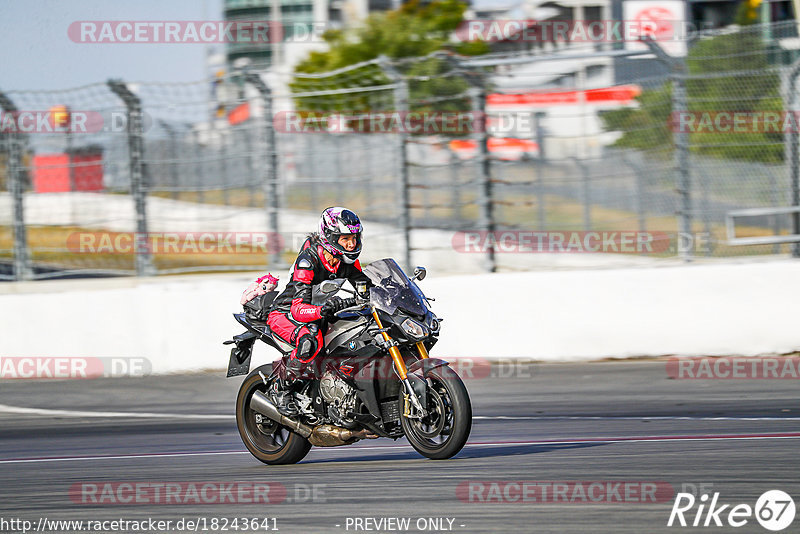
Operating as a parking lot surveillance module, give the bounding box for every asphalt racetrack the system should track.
[1,361,798,533]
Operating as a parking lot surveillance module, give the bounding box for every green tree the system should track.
[290,0,488,116]
[600,81,673,155]
[686,26,782,162]
[602,22,783,163]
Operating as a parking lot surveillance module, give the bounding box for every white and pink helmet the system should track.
[318,207,363,264]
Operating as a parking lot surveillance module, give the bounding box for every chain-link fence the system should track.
[3,21,800,280]
[683,22,797,257]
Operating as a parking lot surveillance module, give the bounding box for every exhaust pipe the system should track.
[249,390,378,447]
[250,390,312,437]
[307,425,378,447]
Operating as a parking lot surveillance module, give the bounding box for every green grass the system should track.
[1,185,791,274]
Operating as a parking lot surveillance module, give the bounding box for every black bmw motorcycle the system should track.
[224,259,472,465]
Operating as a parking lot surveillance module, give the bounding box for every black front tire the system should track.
[235,367,311,465]
[400,365,472,460]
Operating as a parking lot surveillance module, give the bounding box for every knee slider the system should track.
[296,331,319,361]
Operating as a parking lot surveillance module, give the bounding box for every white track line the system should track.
[1,404,797,422]
[0,451,249,464]
[473,415,800,421]
[0,404,231,420]
[2,433,800,465]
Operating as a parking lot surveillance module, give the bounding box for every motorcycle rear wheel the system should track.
[236,367,312,465]
[400,365,472,460]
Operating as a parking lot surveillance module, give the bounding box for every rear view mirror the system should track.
[356,280,369,298]
[413,266,427,281]
[320,280,340,293]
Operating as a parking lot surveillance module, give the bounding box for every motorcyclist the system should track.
[267,207,371,415]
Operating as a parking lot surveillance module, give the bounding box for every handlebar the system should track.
[334,302,371,318]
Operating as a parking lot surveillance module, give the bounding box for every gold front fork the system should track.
[372,308,429,418]
[371,308,408,380]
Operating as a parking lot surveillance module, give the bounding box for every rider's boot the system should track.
[269,357,303,417]
[269,377,300,417]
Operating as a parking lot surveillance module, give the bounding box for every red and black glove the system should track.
[320,296,346,318]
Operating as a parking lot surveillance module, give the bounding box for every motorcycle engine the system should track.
[319,371,358,428]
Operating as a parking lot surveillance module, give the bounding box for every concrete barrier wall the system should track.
[1,260,798,375]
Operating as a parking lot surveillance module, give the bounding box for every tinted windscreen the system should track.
[362,259,428,317]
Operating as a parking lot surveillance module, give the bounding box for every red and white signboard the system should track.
[624,0,687,57]
[486,86,642,109]
[449,138,540,161]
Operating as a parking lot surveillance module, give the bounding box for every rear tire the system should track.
[236,368,311,465]
[400,365,472,460]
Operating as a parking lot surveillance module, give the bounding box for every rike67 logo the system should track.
[668,490,796,531]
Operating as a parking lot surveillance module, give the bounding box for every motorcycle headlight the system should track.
[401,318,428,340]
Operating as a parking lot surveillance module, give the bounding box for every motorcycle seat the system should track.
[257,323,295,354]
[234,312,295,355]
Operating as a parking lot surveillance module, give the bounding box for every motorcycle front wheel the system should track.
[400,365,472,460]
[236,366,311,465]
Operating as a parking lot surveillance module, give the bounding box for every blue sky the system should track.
[0,0,513,92]
[0,0,225,91]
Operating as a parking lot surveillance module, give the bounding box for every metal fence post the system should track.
[334,133,344,207]
[0,91,32,281]
[768,170,779,255]
[469,86,495,273]
[534,112,547,232]
[242,124,256,207]
[643,39,692,261]
[381,57,412,273]
[672,59,692,261]
[699,164,712,257]
[572,157,592,231]
[108,79,154,276]
[449,148,462,220]
[535,161,547,232]
[309,136,319,212]
[66,118,75,192]
[245,73,282,267]
[158,120,178,200]
[621,152,647,234]
[783,60,800,257]
[191,127,205,204]
[364,135,374,211]
[218,120,230,206]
